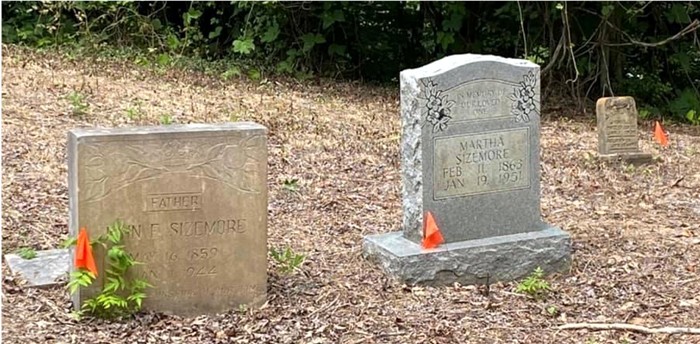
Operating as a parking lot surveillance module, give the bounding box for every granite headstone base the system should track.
[598,152,654,165]
[363,226,571,286]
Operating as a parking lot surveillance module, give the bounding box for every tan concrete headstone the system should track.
[68,123,268,316]
[596,97,652,163]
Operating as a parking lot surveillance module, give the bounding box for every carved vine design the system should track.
[81,135,264,203]
[419,79,455,133]
[509,71,539,123]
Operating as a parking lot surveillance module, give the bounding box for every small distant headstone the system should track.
[5,249,70,288]
[68,123,268,316]
[363,54,571,286]
[597,96,652,163]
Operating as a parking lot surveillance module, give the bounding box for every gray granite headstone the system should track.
[68,123,268,316]
[363,54,571,286]
[596,96,653,164]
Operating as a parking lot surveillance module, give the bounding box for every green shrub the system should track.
[3,2,699,123]
[66,220,151,320]
[270,246,305,274]
[516,267,550,298]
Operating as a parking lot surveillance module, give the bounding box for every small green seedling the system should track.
[282,178,299,192]
[546,305,558,316]
[66,91,89,117]
[270,246,305,274]
[516,267,550,297]
[159,114,173,125]
[125,103,143,120]
[16,247,37,260]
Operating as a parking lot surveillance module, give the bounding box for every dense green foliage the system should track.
[66,220,151,320]
[3,1,699,122]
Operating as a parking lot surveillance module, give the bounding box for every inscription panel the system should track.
[444,80,516,122]
[69,123,268,316]
[604,116,638,153]
[433,128,530,200]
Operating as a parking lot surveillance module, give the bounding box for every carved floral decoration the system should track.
[81,135,264,203]
[420,79,455,133]
[510,71,539,123]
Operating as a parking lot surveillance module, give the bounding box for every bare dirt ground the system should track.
[2,45,700,344]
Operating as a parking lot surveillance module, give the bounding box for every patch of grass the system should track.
[66,91,89,117]
[222,66,242,80]
[282,178,299,192]
[16,247,37,260]
[270,246,305,274]
[516,267,550,298]
[159,114,173,125]
[125,101,143,120]
[622,163,636,174]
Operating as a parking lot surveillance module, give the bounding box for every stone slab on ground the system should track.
[4,248,70,288]
[599,152,654,165]
[363,227,571,286]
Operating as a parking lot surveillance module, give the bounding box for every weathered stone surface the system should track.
[598,152,655,165]
[399,54,546,244]
[597,96,652,163]
[68,123,268,316]
[4,249,70,288]
[366,54,572,286]
[363,227,571,286]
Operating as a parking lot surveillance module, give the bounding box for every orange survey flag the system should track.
[75,227,98,276]
[422,211,445,249]
[654,121,669,147]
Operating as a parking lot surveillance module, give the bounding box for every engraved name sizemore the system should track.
[170,219,246,236]
[128,219,247,238]
[454,136,510,164]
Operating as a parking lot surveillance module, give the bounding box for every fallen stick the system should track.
[557,323,700,334]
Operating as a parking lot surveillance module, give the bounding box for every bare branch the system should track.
[558,322,700,334]
[605,19,700,47]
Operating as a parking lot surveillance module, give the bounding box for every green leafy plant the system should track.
[125,102,144,121]
[66,220,152,320]
[282,178,299,192]
[66,91,88,117]
[270,246,305,274]
[686,109,699,125]
[159,114,173,125]
[638,108,652,120]
[16,247,37,260]
[516,267,550,297]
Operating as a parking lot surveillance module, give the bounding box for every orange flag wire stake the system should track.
[654,121,669,147]
[75,227,98,276]
[422,211,445,249]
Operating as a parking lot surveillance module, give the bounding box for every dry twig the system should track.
[557,323,700,334]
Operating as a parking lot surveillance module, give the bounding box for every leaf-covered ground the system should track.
[2,45,700,344]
